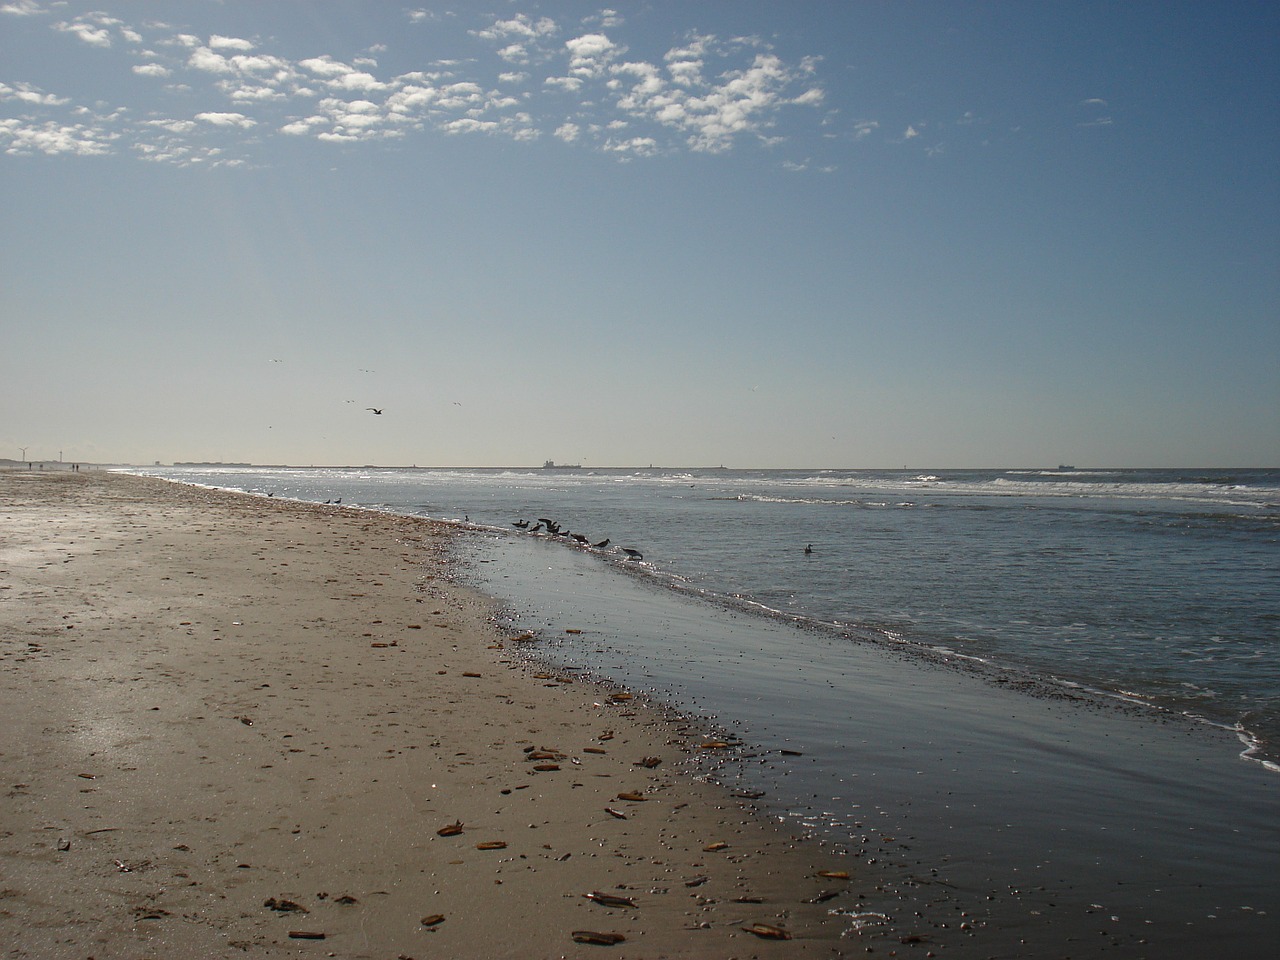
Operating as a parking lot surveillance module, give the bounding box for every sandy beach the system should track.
[0,471,858,958]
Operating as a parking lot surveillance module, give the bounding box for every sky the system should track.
[2,1,1276,469]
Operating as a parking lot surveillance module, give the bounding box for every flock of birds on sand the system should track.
[512,517,643,561]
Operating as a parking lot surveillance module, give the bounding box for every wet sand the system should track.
[0,471,854,958]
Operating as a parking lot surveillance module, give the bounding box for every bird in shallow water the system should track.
[621,547,643,561]
[593,538,610,549]
[513,520,529,529]
[805,543,813,554]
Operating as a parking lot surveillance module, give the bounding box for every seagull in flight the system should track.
[367,408,383,415]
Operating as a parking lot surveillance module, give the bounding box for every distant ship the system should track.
[543,460,583,470]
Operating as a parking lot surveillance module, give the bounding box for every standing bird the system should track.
[621,547,643,561]
[805,543,813,555]
[366,408,383,415]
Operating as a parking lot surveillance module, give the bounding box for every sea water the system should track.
[134,464,1280,766]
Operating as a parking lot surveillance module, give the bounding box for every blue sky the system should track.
[2,1,1276,468]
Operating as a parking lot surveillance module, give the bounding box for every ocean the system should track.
[127,464,1280,955]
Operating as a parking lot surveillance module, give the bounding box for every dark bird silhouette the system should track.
[366,408,383,415]
[593,538,610,549]
[513,520,529,529]
[804,543,813,554]
[530,523,543,533]
[537,518,560,534]
[621,547,643,561]
[571,534,589,544]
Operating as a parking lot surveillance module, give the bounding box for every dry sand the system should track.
[0,471,860,959]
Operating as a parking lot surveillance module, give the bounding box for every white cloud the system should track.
[196,111,256,128]
[434,82,485,110]
[53,18,112,47]
[210,35,254,51]
[386,85,438,114]
[8,6,829,165]
[224,84,288,103]
[441,117,497,135]
[0,80,69,105]
[132,63,171,79]
[299,56,354,78]
[544,76,583,93]
[327,70,389,93]
[225,54,288,74]
[280,117,320,136]
[0,118,112,155]
[472,14,557,42]
[1,1,47,16]
[510,125,539,142]
[602,135,658,157]
[188,47,233,73]
[589,10,624,29]
[565,33,619,78]
[609,45,824,154]
[144,118,197,134]
[497,43,529,64]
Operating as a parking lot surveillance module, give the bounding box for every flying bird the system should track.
[366,408,383,415]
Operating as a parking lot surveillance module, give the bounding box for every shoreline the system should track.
[0,471,856,958]
[460,527,1280,959]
